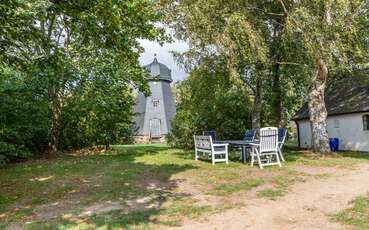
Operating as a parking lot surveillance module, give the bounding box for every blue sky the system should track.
[139,39,189,82]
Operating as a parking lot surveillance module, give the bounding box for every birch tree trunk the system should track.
[308,58,331,154]
[252,79,262,129]
[307,1,333,154]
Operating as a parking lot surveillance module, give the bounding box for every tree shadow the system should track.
[283,146,369,163]
[283,148,306,163]
[66,145,196,228]
[94,144,173,161]
[337,151,369,161]
[168,148,194,160]
[1,144,198,229]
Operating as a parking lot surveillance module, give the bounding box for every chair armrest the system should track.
[212,143,229,147]
[249,143,260,146]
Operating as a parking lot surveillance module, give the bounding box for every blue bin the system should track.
[329,138,339,152]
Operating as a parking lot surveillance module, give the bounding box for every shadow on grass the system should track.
[283,148,306,163]
[94,144,173,161]
[1,144,198,229]
[339,151,369,161]
[283,145,369,163]
[170,148,194,160]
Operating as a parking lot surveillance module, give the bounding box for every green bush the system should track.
[0,68,49,165]
[60,72,135,150]
[168,58,252,149]
[0,66,136,165]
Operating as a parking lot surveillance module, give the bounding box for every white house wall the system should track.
[298,120,312,148]
[297,112,369,152]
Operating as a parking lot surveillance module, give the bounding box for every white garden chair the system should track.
[194,135,229,165]
[250,127,282,169]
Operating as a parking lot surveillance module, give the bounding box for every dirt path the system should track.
[169,164,369,230]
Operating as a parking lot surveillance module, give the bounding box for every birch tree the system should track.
[164,0,368,153]
[162,0,269,129]
[163,0,304,129]
[280,0,369,153]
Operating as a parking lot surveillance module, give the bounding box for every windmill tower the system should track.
[133,55,176,143]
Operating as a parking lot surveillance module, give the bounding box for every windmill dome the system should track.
[143,57,172,82]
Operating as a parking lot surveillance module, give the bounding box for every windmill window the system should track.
[363,115,369,131]
[334,119,340,128]
[152,99,159,107]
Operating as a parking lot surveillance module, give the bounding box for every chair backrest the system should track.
[278,128,287,143]
[244,129,256,141]
[203,130,216,141]
[194,135,213,150]
[259,127,278,152]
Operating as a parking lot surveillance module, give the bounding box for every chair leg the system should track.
[256,149,263,169]
[246,147,251,162]
[225,146,229,164]
[212,153,215,165]
[275,151,282,167]
[250,148,255,167]
[241,146,246,163]
[278,147,285,162]
[195,149,198,160]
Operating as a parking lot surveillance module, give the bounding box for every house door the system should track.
[149,119,161,136]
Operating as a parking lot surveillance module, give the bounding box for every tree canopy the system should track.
[0,0,368,163]
[0,0,165,163]
[163,0,369,152]
[168,57,253,148]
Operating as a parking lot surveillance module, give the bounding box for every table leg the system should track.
[245,146,248,163]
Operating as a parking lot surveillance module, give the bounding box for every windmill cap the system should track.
[143,57,172,82]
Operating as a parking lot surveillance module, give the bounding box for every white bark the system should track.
[308,58,331,154]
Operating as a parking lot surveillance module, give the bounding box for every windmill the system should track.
[133,55,176,143]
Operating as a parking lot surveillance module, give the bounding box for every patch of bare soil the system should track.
[65,146,109,156]
[8,175,175,229]
[168,164,369,230]
[175,178,223,207]
[176,176,277,209]
[78,197,162,218]
[27,186,168,222]
[291,165,347,176]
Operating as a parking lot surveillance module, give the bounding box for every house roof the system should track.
[293,75,369,120]
[143,57,173,82]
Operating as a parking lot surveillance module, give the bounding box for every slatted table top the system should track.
[216,140,258,145]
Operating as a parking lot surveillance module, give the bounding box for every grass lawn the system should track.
[335,193,369,230]
[0,144,369,229]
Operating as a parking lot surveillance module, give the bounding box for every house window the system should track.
[334,119,340,128]
[363,115,369,131]
[152,99,159,107]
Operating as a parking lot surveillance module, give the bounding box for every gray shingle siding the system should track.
[133,92,146,135]
[133,58,176,137]
[162,81,176,131]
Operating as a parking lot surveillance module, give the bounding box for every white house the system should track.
[293,76,369,152]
